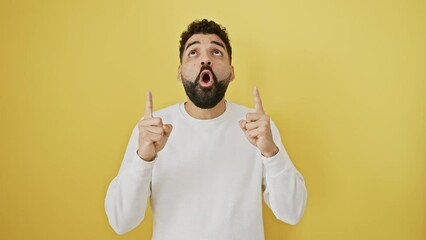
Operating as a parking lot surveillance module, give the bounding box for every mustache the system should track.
[199,65,213,74]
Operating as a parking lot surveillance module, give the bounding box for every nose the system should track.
[201,60,211,66]
[200,53,212,66]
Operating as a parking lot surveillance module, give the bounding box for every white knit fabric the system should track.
[105,102,307,240]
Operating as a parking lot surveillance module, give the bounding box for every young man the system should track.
[105,19,307,240]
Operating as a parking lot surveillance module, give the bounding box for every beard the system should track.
[181,66,231,109]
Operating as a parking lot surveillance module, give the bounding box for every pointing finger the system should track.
[254,87,265,114]
[144,91,153,118]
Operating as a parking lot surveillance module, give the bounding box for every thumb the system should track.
[163,124,173,137]
[239,120,247,130]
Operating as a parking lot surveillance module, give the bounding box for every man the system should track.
[105,19,307,240]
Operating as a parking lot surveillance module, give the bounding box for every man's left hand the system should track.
[239,87,279,158]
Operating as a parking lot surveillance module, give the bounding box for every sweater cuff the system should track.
[120,151,156,181]
[261,149,293,177]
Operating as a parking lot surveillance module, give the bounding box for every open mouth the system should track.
[199,70,214,87]
[202,73,210,82]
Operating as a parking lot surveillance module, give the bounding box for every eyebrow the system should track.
[211,41,225,49]
[185,40,226,50]
[185,41,200,50]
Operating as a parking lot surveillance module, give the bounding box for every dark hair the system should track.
[179,19,232,63]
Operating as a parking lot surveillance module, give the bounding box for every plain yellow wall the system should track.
[0,0,425,239]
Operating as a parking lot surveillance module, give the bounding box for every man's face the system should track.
[178,34,234,109]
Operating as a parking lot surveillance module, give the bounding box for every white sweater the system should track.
[105,102,307,240]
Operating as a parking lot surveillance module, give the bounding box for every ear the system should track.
[229,65,235,82]
[177,65,182,82]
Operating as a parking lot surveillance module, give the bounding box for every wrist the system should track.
[137,150,156,162]
[261,146,279,158]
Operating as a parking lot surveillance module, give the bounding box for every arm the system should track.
[261,121,307,225]
[105,91,172,234]
[105,126,154,234]
[239,87,307,224]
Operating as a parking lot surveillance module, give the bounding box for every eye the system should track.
[213,50,222,56]
[189,50,197,57]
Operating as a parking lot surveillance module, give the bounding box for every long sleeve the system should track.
[105,126,154,234]
[261,121,307,225]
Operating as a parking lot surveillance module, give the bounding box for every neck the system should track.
[184,99,226,120]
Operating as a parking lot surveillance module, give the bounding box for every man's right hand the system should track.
[137,91,173,161]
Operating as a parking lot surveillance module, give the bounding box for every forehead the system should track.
[184,34,226,49]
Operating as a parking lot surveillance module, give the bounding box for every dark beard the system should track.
[182,66,230,109]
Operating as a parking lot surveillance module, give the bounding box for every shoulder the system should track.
[152,103,182,122]
[228,101,254,113]
[227,101,255,118]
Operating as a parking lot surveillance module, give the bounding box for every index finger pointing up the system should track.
[144,91,153,118]
[253,87,265,113]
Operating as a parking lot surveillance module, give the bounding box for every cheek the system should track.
[215,65,232,79]
[181,65,199,80]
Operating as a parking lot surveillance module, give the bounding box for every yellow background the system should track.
[0,0,425,239]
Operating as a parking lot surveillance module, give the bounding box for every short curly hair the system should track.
[179,19,232,63]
